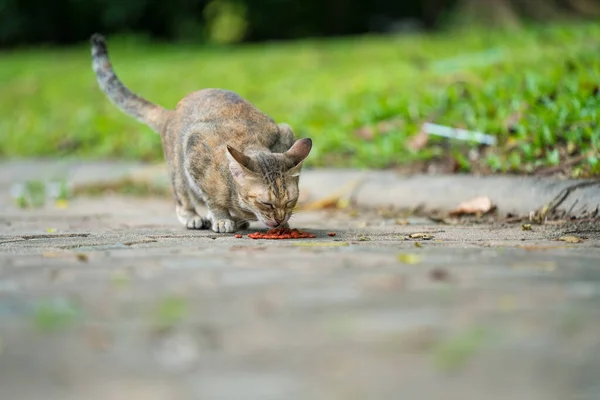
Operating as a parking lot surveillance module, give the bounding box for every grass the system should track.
[1,22,600,176]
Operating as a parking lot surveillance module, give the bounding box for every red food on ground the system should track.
[327,232,336,237]
[247,227,317,240]
[235,234,243,238]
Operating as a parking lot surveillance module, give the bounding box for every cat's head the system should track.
[226,138,312,228]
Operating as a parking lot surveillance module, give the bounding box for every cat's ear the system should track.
[285,138,312,167]
[226,145,255,183]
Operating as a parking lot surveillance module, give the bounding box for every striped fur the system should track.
[90,34,312,233]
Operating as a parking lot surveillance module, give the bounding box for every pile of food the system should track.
[246,227,317,240]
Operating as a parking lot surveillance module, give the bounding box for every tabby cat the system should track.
[90,34,312,233]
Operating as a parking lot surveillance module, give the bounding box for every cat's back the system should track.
[166,88,281,166]
[176,88,275,127]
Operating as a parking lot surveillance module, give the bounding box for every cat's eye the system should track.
[286,200,297,208]
[259,201,274,209]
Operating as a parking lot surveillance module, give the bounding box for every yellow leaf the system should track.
[397,253,422,265]
[55,199,69,209]
[336,197,350,209]
[408,233,433,240]
[46,228,56,233]
[558,235,583,243]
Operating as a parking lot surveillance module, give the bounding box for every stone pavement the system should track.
[1,189,600,400]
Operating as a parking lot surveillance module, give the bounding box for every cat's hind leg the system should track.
[176,205,211,230]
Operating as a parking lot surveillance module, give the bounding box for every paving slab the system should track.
[0,191,599,400]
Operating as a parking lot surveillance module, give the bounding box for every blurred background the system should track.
[2,0,600,47]
[1,0,599,176]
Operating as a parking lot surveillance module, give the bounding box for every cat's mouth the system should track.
[260,216,289,229]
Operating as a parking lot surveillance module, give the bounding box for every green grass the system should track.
[2,23,600,175]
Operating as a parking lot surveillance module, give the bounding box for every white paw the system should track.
[212,219,236,233]
[186,216,211,230]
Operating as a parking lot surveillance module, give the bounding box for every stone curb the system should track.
[2,161,599,217]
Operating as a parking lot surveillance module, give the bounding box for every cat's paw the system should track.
[236,220,250,230]
[213,219,236,233]
[186,216,211,230]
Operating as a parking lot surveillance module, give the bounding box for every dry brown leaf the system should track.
[407,128,429,151]
[299,178,364,211]
[408,233,434,240]
[354,127,375,141]
[353,118,404,141]
[558,235,584,243]
[449,196,494,216]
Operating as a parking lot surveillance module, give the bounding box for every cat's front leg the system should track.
[207,208,237,233]
[176,205,211,230]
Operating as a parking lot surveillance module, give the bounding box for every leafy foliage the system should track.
[1,23,599,176]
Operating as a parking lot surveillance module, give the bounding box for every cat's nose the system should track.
[275,217,284,225]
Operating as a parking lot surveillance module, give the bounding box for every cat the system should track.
[90,33,312,233]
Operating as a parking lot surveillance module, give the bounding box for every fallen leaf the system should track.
[354,127,375,141]
[521,224,532,231]
[55,199,68,209]
[414,242,423,248]
[354,118,404,141]
[299,179,363,211]
[75,253,89,262]
[397,253,422,264]
[395,219,410,225]
[408,233,434,240]
[449,196,495,216]
[407,128,429,151]
[357,236,371,241]
[46,228,56,233]
[558,235,584,243]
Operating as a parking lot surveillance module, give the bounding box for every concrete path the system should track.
[2,159,600,217]
[0,160,599,399]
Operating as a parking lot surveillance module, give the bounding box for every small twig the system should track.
[531,180,600,224]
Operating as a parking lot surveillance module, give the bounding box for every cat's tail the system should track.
[90,33,171,133]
